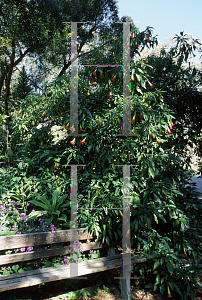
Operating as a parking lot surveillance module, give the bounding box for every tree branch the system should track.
[58,24,98,77]
[57,29,116,77]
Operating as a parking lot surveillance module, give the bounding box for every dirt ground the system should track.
[43,281,202,300]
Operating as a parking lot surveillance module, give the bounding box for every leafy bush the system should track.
[1,27,202,299]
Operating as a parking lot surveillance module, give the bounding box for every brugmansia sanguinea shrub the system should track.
[6,29,202,299]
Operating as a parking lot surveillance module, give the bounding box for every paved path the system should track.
[185,172,202,200]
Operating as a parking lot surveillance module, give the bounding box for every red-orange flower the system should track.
[107,92,112,99]
[54,164,58,169]
[130,73,135,81]
[70,138,75,145]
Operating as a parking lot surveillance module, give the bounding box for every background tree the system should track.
[12,66,32,107]
[0,0,120,136]
[137,32,202,167]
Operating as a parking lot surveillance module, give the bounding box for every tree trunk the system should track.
[0,61,7,98]
[4,43,15,136]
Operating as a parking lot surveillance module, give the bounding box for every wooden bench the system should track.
[0,228,146,300]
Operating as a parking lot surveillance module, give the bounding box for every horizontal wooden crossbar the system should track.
[0,228,92,250]
[0,254,146,292]
[0,241,117,265]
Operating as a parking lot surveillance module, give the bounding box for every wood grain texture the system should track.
[0,254,146,292]
[0,241,117,265]
[0,228,92,250]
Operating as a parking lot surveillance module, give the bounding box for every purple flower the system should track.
[0,212,4,216]
[21,193,26,197]
[35,263,38,267]
[40,258,43,261]
[20,248,25,252]
[9,201,14,205]
[11,226,18,231]
[32,210,35,212]
[21,217,27,221]
[90,250,94,254]
[5,221,10,224]
[26,246,33,252]
[26,202,30,206]
[49,224,56,232]
[20,213,26,216]
[16,232,21,235]
[8,207,12,210]
[63,256,69,263]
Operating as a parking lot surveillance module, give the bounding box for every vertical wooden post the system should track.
[108,247,133,300]
[119,260,132,300]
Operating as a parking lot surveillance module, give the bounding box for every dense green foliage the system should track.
[1,4,202,298]
[143,33,202,163]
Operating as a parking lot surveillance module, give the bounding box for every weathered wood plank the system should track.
[0,228,92,250]
[0,254,146,292]
[0,241,117,265]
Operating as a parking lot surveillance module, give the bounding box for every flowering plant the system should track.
[0,240,100,276]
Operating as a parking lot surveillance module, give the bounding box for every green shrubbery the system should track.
[1,28,202,299]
